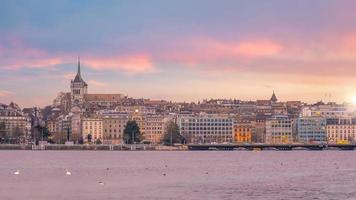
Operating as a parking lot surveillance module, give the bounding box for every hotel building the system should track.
[265,116,293,144]
[82,117,103,143]
[297,117,326,143]
[326,117,356,144]
[178,114,234,143]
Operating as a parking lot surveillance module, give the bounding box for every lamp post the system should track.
[131,130,134,144]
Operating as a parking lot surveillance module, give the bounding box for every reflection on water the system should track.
[0,151,356,200]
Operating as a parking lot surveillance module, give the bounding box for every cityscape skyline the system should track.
[2,0,356,107]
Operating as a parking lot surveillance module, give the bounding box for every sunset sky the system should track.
[1,0,356,107]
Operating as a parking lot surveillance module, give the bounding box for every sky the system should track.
[1,0,356,107]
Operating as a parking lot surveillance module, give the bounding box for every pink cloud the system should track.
[0,37,64,70]
[84,54,155,74]
[160,38,283,64]
[0,90,14,97]
[0,37,155,74]
[88,80,107,87]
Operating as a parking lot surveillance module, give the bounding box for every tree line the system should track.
[0,119,185,145]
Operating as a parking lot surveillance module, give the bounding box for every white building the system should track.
[178,114,234,143]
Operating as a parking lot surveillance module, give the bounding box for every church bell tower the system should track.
[70,57,88,104]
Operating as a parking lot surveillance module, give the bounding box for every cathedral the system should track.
[70,58,88,104]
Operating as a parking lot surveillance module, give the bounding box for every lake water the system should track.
[1,150,356,200]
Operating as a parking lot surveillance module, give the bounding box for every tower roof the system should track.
[73,57,87,86]
[270,90,277,102]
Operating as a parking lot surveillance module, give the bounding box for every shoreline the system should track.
[0,144,355,151]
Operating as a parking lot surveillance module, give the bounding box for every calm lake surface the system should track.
[1,151,356,200]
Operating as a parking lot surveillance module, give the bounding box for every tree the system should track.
[87,134,92,143]
[123,120,142,144]
[12,126,24,144]
[162,122,185,145]
[95,139,102,144]
[78,137,84,144]
[34,125,50,141]
[0,122,6,142]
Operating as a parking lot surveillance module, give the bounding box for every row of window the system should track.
[184,127,232,130]
[187,119,233,122]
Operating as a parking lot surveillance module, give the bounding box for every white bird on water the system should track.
[13,169,20,175]
[65,169,72,176]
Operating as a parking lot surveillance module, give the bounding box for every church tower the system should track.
[70,57,88,104]
[270,90,278,103]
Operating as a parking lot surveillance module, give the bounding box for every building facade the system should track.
[82,117,103,143]
[102,113,129,144]
[70,58,88,104]
[265,116,293,144]
[326,117,356,144]
[178,114,234,143]
[233,120,254,143]
[0,103,30,141]
[297,117,326,143]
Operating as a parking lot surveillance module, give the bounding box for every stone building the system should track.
[234,119,254,143]
[266,116,293,144]
[82,117,103,143]
[0,102,31,141]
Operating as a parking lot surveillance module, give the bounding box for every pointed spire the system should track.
[73,56,87,86]
[77,56,81,76]
[270,90,277,102]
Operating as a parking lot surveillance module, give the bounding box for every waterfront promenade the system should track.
[0,143,355,151]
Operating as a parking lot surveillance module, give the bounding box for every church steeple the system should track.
[77,56,81,76]
[71,57,88,104]
[270,90,278,103]
[73,56,86,85]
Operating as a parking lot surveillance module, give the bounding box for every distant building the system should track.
[178,114,234,143]
[270,91,278,103]
[254,117,266,143]
[301,103,352,118]
[233,119,254,143]
[82,117,103,143]
[70,58,88,104]
[326,117,356,144]
[297,117,326,143]
[266,116,293,144]
[101,112,129,144]
[142,114,173,144]
[0,102,30,141]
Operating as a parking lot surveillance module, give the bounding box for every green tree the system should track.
[12,126,24,143]
[0,122,6,137]
[123,120,142,144]
[87,134,92,143]
[162,122,185,145]
[34,125,50,141]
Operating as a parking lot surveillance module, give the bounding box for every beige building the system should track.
[142,115,173,144]
[82,117,103,143]
[102,113,129,144]
[0,103,30,140]
[129,111,172,144]
[265,116,293,144]
[326,117,356,144]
